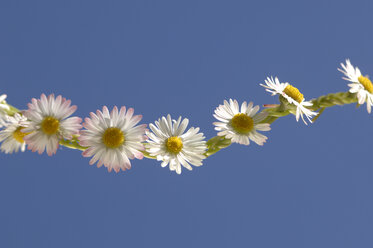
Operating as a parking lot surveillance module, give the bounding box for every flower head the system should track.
[23,94,82,156]
[79,106,147,173]
[146,115,207,174]
[260,77,317,124]
[338,59,373,113]
[0,113,30,154]
[213,99,270,145]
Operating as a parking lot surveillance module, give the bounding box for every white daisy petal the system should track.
[0,113,29,154]
[339,59,373,114]
[0,94,10,128]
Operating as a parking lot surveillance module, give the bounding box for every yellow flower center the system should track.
[102,127,125,149]
[165,136,183,154]
[12,127,29,143]
[41,116,60,135]
[283,84,304,103]
[358,76,373,94]
[230,113,254,134]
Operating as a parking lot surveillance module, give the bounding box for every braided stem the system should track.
[1,91,359,158]
[309,92,357,110]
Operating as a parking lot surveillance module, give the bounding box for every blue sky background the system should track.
[0,0,372,247]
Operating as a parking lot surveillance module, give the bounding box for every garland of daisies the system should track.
[0,60,371,174]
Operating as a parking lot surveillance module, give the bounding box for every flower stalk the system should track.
[0,91,363,160]
[1,59,371,174]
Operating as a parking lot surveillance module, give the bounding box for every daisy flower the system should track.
[79,106,147,173]
[22,94,82,156]
[338,59,373,113]
[213,99,270,146]
[0,94,10,127]
[0,113,30,154]
[146,115,207,174]
[260,77,317,124]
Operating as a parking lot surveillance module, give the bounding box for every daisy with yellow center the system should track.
[146,115,207,174]
[213,99,270,145]
[22,94,82,156]
[260,77,317,124]
[79,106,147,173]
[0,113,30,154]
[338,59,373,113]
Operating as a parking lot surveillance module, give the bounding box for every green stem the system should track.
[55,91,360,158]
[59,139,87,151]
[58,138,158,159]
[261,91,358,125]
[204,136,232,157]
[142,150,157,159]
[260,104,290,124]
[59,134,232,158]
[311,107,326,122]
[2,91,360,159]
[309,91,357,110]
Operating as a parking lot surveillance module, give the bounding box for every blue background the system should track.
[0,0,372,247]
